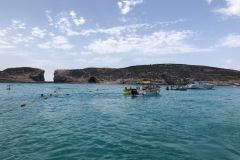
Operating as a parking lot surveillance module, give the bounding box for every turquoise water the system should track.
[0,83,240,160]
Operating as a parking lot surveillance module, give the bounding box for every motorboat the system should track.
[166,86,187,91]
[185,81,214,89]
[123,85,160,96]
[142,85,160,95]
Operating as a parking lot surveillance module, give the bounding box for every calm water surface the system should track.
[0,83,240,160]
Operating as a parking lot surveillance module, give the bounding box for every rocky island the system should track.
[0,67,45,83]
[54,64,240,85]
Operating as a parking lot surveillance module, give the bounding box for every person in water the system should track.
[7,85,11,90]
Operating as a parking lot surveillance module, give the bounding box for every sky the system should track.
[0,0,240,81]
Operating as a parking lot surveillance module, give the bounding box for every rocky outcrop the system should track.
[0,67,45,83]
[53,64,240,85]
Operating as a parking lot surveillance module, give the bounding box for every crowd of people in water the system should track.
[4,85,71,107]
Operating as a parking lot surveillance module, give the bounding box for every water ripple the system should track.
[0,84,240,159]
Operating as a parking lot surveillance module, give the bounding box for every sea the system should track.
[0,83,240,160]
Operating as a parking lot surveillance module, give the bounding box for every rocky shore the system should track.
[0,67,45,83]
[1,65,240,85]
[54,64,240,85]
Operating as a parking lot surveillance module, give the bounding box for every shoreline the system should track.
[1,64,240,86]
[0,81,239,86]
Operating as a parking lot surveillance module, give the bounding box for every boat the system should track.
[123,85,160,96]
[123,87,144,96]
[142,85,160,95]
[185,81,214,89]
[166,86,187,91]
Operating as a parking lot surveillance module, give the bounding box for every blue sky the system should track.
[0,0,240,81]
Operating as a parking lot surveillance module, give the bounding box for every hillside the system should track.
[54,64,240,85]
[0,67,45,83]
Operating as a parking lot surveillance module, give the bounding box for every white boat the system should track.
[185,81,214,89]
[166,86,187,91]
[142,85,160,95]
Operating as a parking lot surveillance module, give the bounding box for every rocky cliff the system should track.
[54,64,240,85]
[0,67,45,83]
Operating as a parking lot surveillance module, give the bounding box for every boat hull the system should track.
[186,81,214,90]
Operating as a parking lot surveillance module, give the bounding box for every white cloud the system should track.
[156,19,186,26]
[0,50,28,56]
[206,0,213,5]
[0,29,8,37]
[84,30,210,55]
[38,42,51,49]
[45,10,54,26]
[220,34,240,47]
[54,15,80,36]
[11,20,26,30]
[65,29,81,36]
[80,20,185,37]
[31,59,59,68]
[11,34,35,44]
[69,11,77,18]
[118,0,143,15]
[69,10,85,26]
[80,23,148,36]
[90,57,122,64]
[132,57,174,66]
[31,27,46,38]
[49,32,55,36]
[214,0,240,17]
[73,17,85,26]
[224,59,233,65]
[55,17,71,33]
[0,38,15,49]
[74,56,122,67]
[79,51,92,55]
[75,58,87,63]
[38,36,74,50]
[46,10,85,36]
[118,17,128,22]
[1,22,33,46]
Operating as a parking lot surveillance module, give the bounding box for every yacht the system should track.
[185,81,214,89]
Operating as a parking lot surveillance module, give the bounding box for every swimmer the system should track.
[6,85,11,90]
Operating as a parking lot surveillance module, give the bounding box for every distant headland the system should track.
[0,67,44,83]
[1,64,240,85]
